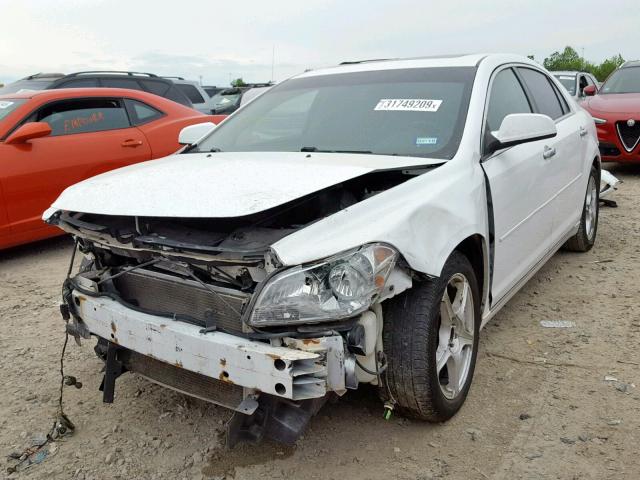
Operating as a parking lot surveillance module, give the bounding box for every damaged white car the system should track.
[44,54,600,445]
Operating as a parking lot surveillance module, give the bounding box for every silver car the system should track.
[163,77,216,114]
[552,70,599,100]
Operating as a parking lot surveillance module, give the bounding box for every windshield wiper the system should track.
[300,146,372,154]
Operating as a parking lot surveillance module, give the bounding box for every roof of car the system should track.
[295,53,534,78]
[0,87,182,102]
[621,60,640,68]
[551,71,582,76]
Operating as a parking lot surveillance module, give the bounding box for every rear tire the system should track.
[381,251,480,422]
[564,165,599,252]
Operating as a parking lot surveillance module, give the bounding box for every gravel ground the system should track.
[1,164,639,480]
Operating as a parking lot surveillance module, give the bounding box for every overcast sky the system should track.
[1,0,639,87]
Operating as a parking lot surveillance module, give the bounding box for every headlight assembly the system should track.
[249,244,398,326]
[592,117,607,125]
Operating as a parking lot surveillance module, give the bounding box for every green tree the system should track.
[543,46,585,72]
[230,77,246,87]
[592,54,625,81]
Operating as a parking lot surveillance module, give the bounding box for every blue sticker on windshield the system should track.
[416,137,437,146]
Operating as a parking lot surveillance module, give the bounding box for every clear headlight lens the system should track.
[249,244,397,326]
[592,117,607,124]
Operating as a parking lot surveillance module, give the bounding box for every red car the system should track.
[582,61,640,163]
[0,88,225,249]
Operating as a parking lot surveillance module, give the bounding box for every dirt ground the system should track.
[1,164,639,480]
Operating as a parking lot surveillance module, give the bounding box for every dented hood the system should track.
[47,152,440,218]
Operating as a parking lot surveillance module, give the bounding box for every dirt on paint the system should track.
[1,163,639,480]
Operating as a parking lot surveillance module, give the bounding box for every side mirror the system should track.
[178,122,216,146]
[486,113,557,155]
[5,122,52,145]
[583,85,597,96]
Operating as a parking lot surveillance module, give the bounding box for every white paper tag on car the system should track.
[374,99,442,112]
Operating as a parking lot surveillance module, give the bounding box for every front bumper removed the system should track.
[70,291,349,444]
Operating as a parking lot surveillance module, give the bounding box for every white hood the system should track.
[47,152,440,218]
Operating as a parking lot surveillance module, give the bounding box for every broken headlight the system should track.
[249,244,397,326]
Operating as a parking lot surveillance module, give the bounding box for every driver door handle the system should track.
[579,126,589,137]
[121,139,143,147]
[543,146,556,160]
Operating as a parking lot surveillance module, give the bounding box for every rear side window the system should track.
[35,98,130,136]
[518,68,565,120]
[139,80,170,97]
[486,68,532,132]
[124,99,165,125]
[176,84,205,104]
[56,78,99,88]
[100,78,143,91]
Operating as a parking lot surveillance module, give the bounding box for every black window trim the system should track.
[481,64,534,158]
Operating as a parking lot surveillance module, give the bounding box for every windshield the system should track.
[600,67,640,94]
[0,99,26,121]
[553,74,576,95]
[0,79,52,95]
[193,67,475,159]
[210,90,241,106]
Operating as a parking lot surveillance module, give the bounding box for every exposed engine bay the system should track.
[49,168,425,445]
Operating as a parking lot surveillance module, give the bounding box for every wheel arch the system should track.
[452,234,490,313]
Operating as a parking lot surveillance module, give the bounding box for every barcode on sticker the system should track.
[375,99,442,112]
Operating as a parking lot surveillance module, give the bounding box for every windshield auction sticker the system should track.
[0,101,14,109]
[374,99,442,112]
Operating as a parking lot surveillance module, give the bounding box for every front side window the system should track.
[486,68,532,132]
[518,68,564,120]
[194,67,476,159]
[0,99,26,121]
[600,67,640,94]
[35,98,130,136]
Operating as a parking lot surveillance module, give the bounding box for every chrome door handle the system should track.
[543,146,557,159]
[579,126,589,137]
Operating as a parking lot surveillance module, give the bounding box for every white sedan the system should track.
[46,53,600,445]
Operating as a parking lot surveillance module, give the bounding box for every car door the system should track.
[481,67,558,303]
[516,67,584,242]
[0,182,10,243]
[1,97,152,236]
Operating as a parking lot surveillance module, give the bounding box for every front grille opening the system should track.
[616,121,640,152]
[111,269,248,333]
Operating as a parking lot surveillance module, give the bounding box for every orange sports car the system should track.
[0,88,225,249]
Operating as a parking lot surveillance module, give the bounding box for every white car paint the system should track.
[45,55,599,413]
[47,152,438,218]
[46,53,599,320]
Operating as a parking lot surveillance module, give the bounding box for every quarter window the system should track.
[124,99,164,125]
[518,68,565,120]
[35,98,130,136]
[486,68,532,132]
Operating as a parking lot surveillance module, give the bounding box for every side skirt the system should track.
[480,225,578,328]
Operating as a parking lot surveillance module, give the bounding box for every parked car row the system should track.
[39,53,603,446]
[0,71,273,116]
[552,60,640,164]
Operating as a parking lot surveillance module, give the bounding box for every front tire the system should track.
[381,251,480,422]
[564,165,599,252]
